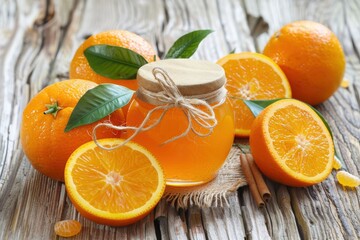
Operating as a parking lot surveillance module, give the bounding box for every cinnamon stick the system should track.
[246,154,271,202]
[240,154,264,208]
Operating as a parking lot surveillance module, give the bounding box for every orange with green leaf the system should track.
[20,80,130,181]
[70,29,213,89]
[70,30,157,90]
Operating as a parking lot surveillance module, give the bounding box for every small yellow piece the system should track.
[336,170,360,188]
[54,220,82,237]
[333,157,342,170]
[340,79,349,88]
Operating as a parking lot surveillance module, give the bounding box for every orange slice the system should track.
[249,99,334,187]
[54,220,82,237]
[217,52,291,137]
[64,138,165,226]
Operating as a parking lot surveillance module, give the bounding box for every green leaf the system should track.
[165,29,214,59]
[243,99,345,167]
[308,106,333,139]
[309,105,345,168]
[229,48,236,54]
[65,84,134,132]
[84,45,148,79]
[242,99,281,117]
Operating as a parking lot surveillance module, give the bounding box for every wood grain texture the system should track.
[0,0,359,239]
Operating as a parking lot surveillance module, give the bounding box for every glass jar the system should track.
[126,59,234,187]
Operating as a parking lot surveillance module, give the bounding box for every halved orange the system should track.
[217,52,291,137]
[249,99,334,187]
[64,138,165,226]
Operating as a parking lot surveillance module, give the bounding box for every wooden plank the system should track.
[201,193,246,239]
[240,188,271,240]
[262,182,300,240]
[0,0,32,203]
[187,206,207,240]
[155,199,170,240]
[168,207,188,239]
[0,1,74,239]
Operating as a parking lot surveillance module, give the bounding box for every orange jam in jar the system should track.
[126,59,234,187]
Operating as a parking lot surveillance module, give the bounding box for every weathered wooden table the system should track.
[1,0,359,239]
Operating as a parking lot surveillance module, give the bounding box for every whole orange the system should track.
[69,30,157,90]
[263,21,345,105]
[20,80,125,182]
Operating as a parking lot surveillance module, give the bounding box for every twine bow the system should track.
[93,67,223,150]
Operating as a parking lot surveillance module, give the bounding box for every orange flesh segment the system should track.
[54,220,82,237]
[71,145,160,213]
[268,104,333,178]
[337,170,360,188]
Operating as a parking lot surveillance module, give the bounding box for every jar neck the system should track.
[136,85,227,106]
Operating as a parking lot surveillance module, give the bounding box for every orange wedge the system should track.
[217,52,291,137]
[64,138,165,226]
[250,99,334,187]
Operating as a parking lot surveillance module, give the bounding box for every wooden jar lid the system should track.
[137,59,226,96]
